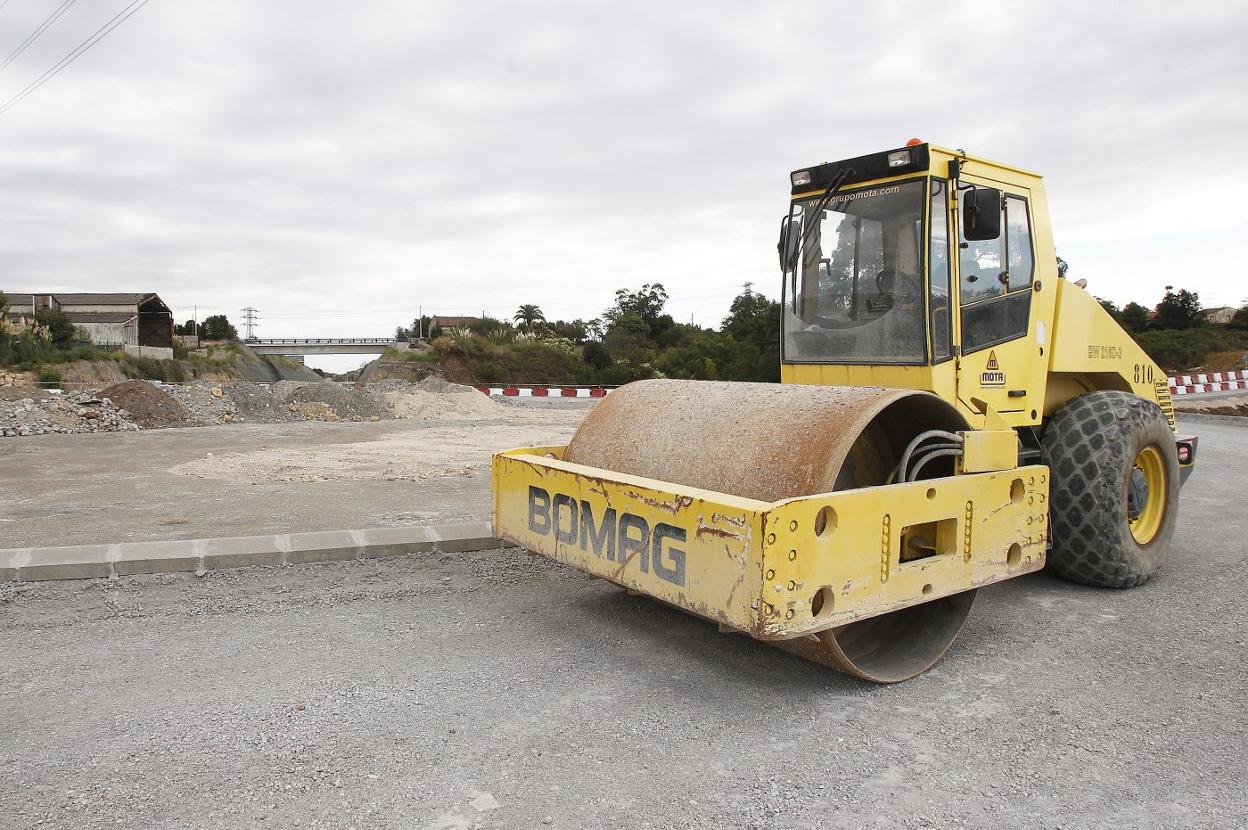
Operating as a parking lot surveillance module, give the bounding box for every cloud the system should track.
[1,0,1244,371]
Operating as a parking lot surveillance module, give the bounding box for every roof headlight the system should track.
[790,170,812,187]
[887,150,911,168]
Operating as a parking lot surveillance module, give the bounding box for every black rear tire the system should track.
[1041,391,1179,588]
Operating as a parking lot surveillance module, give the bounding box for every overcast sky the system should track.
[1,0,1245,371]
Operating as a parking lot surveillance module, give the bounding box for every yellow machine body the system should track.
[493,446,1047,639]
[490,141,1191,681]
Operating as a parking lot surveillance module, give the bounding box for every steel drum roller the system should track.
[565,379,976,682]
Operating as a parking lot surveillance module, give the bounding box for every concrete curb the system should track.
[1176,413,1248,426]
[0,522,500,583]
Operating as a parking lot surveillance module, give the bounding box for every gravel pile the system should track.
[284,382,386,421]
[224,381,298,423]
[157,382,238,425]
[98,381,190,429]
[0,392,139,437]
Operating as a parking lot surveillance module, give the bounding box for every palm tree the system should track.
[514,304,546,331]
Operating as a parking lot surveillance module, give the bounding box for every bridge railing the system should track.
[246,338,397,345]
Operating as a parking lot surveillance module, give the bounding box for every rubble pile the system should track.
[0,392,140,437]
[157,382,238,426]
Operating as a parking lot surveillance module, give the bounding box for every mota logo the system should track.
[527,486,687,587]
[980,350,1006,387]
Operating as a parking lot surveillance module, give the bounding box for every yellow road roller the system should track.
[491,141,1198,682]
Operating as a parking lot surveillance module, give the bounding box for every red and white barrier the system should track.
[476,386,611,398]
[477,376,1246,398]
[1168,369,1248,396]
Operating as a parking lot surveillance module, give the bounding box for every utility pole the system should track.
[418,305,423,339]
[241,307,260,341]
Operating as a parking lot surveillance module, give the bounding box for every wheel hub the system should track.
[1127,467,1150,522]
[1128,446,1167,545]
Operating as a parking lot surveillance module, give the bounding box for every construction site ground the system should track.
[0,402,586,547]
[1,415,1245,829]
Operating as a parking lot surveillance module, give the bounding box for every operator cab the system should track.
[779,141,1048,424]
[780,175,934,364]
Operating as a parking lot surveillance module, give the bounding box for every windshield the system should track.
[782,179,927,363]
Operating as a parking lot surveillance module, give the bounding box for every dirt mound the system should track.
[98,380,190,428]
[1176,393,1248,417]
[1202,403,1248,416]
[1175,393,1248,415]
[1191,350,1248,373]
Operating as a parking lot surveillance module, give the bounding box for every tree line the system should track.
[397,283,781,385]
[1098,288,1248,332]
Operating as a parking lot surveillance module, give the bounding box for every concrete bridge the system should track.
[245,338,398,355]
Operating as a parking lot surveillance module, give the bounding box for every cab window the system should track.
[960,193,1034,353]
[929,178,952,362]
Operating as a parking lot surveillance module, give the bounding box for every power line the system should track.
[0,0,153,119]
[0,0,77,74]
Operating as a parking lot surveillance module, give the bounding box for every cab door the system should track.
[954,180,1041,422]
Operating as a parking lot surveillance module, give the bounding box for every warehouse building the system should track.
[4,292,175,357]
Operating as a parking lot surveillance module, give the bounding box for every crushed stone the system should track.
[221,381,297,423]
[156,382,237,426]
[0,391,140,437]
[284,382,387,421]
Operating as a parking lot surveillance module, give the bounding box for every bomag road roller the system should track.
[491,140,1199,683]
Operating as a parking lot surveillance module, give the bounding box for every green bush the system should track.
[120,354,189,382]
[37,367,62,386]
[1133,327,1248,371]
[0,328,57,367]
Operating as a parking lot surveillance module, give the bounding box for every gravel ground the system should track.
[0,418,1244,828]
[0,407,586,546]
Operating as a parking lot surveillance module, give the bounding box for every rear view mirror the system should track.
[962,187,1002,241]
[777,215,800,272]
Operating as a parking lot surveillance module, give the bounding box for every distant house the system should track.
[5,292,175,356]
[1204,306,1235,325]
[429,315,479,332]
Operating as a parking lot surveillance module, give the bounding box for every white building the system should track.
[4,292,176,357]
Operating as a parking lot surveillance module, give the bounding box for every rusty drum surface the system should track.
[565,379,978,682]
